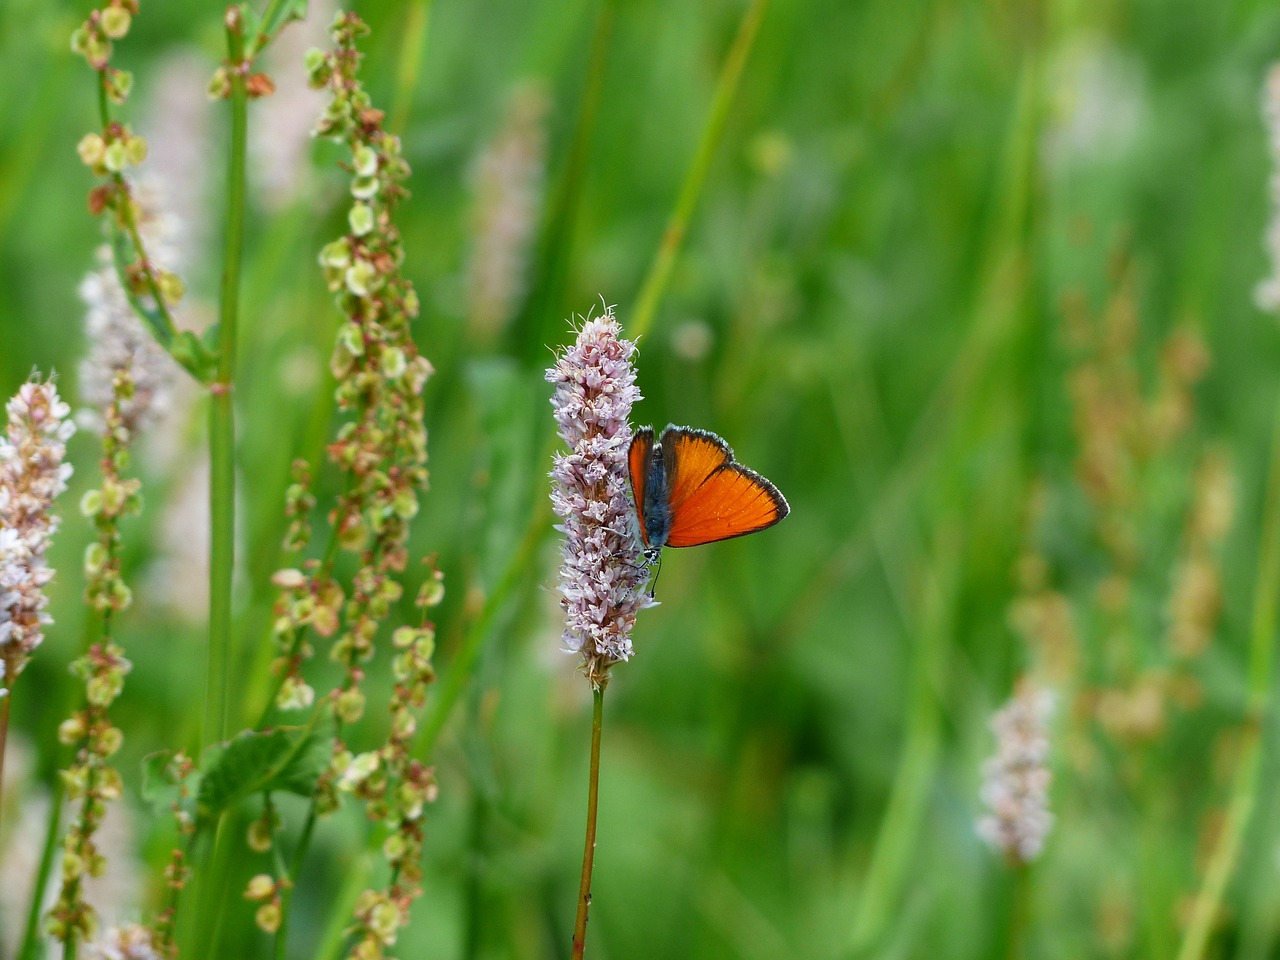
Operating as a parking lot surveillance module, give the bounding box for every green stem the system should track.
[206,7,248,751]
[389,0,433,136]
[415,509,548,756]
[18,773,64,960]
[0,681,9,835]
[848,530,956,955]
[1006,864,1031,960]
[312,852,374,960]
[274,804,317,960]
[519,0,616,357]
[94,72,185,355]
[570,684,606,960]
[629,0,769,340]
[1176,395,1280,960]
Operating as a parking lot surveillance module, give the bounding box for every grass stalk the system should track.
[1175,395,1280,960]
[571,683,606,960]
[206,6,249,751]
[0,683,8,833]
[415,504,548,757]
[630,0,769,340]
[17,774,65,960]
[518,0,617,358]
[1006,863,1031,960]
[848,532,955,954]
[389,0,433,137]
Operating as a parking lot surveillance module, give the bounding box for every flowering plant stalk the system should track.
[0,380,75,822]
[546,307,652,957]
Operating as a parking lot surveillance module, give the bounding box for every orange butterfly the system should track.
[628,424,789,564]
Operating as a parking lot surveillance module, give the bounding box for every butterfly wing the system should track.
[628,427,656,549]
[660,426,789,548]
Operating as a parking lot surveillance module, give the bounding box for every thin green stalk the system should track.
[1006,864,1031,960]
[389,0,432,137]
[571,684,606,960]
[848,534,955,955]
[0,685,9,834]
[311,853,374,960]
[415,507,549,756]
[629,0,768,340]
[94,73,184,353]
[274,804,318,960]
[206,7,249,751]
[1176,395,1280,960]
[18,774,64,960]
[518,0,616,357]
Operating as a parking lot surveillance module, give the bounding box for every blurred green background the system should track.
[3,0,1280,957]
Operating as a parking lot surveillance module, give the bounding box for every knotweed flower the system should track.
[85,923,160,960]
[546,307,653,685]
[977,681,1055,864]
[0,378,75,681]
[78,192,180,437]
[467,83,548,339]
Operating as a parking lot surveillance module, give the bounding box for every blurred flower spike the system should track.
[0,378,75,683]
[978,681,1055,865]
[547,306,654,687]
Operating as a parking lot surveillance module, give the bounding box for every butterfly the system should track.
[628,424,790,566]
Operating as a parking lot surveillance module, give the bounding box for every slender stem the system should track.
[848,531,955,953]
[1006,863,1031,960]
[206,8,248,751]
[571,684,606,960]
[415,508,548,756]
[0,684,10,834]
[519,0,616,356]
[18,773,64,960]
[629,0,769,340]
[389,0,433,137]
[274,804,318,960]
[1176,395,1280,960]
[94,73,184,353]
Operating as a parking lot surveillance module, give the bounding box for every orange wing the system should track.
[661,427,789,548]
[628,427,655,548]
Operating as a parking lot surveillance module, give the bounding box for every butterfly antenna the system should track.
[648,554,663,599]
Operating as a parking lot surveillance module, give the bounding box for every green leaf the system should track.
[196,728,330,822]
[172,330,219,383]
[110,230,172,349]
[109,229,218,382]
[253,0,309,54]
[236,3,262,43]
[141,750,200,817]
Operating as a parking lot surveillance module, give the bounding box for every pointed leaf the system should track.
[196,727,331,822]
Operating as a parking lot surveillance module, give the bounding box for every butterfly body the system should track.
[628,424,789,564]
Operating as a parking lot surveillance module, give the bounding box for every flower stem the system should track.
[629,0,769,340]
[571,683,606,960]
[18,773,64,960]
[415,503,548,756]
[1175,395,1280,960]
[273,803,317,960]
[389,0,433,137]
[206,6,248,751]
[0,685,10,832]
[1006,863,1031,960]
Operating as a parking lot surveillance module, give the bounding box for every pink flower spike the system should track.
[0,377,75,680]
[546,306,653,684]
